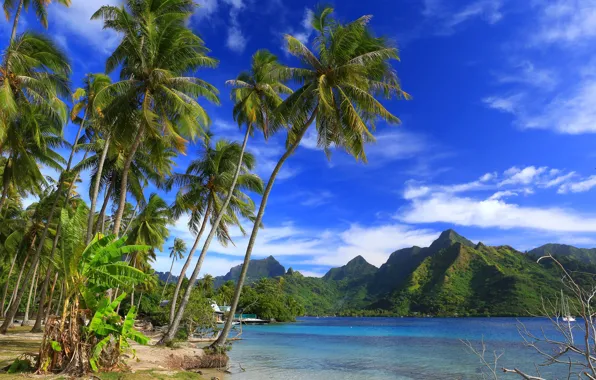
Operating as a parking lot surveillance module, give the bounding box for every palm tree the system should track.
[201,274,214,297]
[68,73,114,244]
[160,139,263,343]
[0,32,70,144]
[0,105,65,212]
[212,6,410,348]
[160,51,286,342]
[161,237,186,300]
[126,194,172,255]
[91,0,219,236]
[3,0,71,43]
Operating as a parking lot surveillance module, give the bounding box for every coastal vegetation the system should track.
[0,0,409,375]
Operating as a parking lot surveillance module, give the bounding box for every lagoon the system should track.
[225,317,568,379]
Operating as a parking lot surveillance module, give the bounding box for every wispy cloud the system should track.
[224,0,247,53]
[399,166,596,233]
[558,175,596,194]
[49,0,121,54]
[422,0,505,35]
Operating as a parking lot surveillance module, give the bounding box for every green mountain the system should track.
[278,230,582,317]
[214,255,286,288]
[528,244,596,265]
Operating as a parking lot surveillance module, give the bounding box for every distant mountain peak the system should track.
[323,255,377,281]
[431,229,474,249]
[213,255,285,288]
[346,255,369,266]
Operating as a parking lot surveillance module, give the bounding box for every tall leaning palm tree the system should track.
[68,73,114,244]
[161,237,186,300]
[91,0,219,237]
[212,6,410,348]
[3,0,71,44]
[160,51,286,343]
[161,140,263,340]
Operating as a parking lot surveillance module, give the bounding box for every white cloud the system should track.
[300,191,333,207]
[153,253,243,277]
[49,0,121,54]
[282,8,314,53]
[488,190,518,200]
[534,0,596,45]
[498,166,548,186]
[483,93,523,114]
[399,191,596,233]
[305,224,440,267]
[399,166,596,233]
[224,0,247,53]
[544,172,577,188]
[496,61,558,89]
[558,175,596,193]
[226,25,247,53]
[423,0,504,34]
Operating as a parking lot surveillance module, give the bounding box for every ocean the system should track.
[224,317,573,379]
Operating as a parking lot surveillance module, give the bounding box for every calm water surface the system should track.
[224,317,571,379]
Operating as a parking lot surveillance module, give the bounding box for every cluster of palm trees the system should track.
[0,0,408,352]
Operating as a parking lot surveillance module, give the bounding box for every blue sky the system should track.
[4,0,596,277]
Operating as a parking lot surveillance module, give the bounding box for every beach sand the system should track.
[0,325,228,380]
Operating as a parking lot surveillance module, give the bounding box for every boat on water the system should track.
[561,290,576,323]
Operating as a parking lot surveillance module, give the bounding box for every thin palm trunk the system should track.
[161,125,252,344]
[0,253,17,317]
[21,261,38,325]
[5,238,33,317]
[9,0,24,44]
[95,179,113,235]
[0,113,87,334]
[122,202,139,236]
[86,135,111,244]
[44,272,58,323]
[168,199,213,323]
[31,223,61,332]
[0,158,13,213]
[212,113,317,348]
[112,124,145,235]
[161,257,175,300]
[137,292,142,312]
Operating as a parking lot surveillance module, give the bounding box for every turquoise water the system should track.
[225,317,571,379]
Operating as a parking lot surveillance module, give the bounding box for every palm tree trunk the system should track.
[212,113,317,348]
[31,223,61,332]
[168,199,213,323]
[161,124,252,344]
[44,272,58,323]
[9,0,24,44]
[161,257,175,300]
[0,113,87,334]
[122,202,139,236]
[86,135,111,244]
[0,158,13,214]
[0,253,17,317]
[4,238,33,318]
[21,261,38,325]
[137,292,143,312]
[95,179,113,235]
[112,124,145,235]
